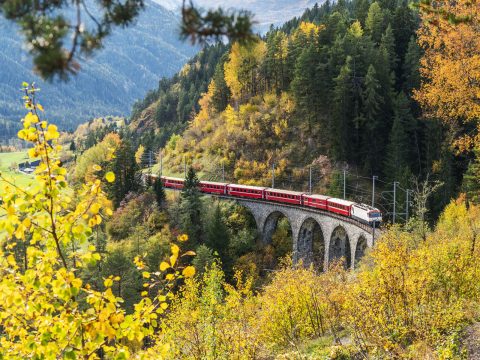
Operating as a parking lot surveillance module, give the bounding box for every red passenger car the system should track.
[161,176,185,190]
[199,181,227,195]
[265,188,305,205]
[327,198,355,216]
[226,184,266,199]
[302,194,330,210]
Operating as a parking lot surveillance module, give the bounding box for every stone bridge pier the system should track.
[236,199,379,270]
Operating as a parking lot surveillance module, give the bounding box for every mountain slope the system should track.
[0,0,197,134]
[155,0,320,32]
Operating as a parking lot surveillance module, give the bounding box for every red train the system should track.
[152,175,382,226]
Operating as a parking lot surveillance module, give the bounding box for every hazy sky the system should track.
[155,0,319,31]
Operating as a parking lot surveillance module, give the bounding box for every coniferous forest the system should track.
[128,0,471,222]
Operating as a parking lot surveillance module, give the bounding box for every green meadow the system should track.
[0,151,34,193]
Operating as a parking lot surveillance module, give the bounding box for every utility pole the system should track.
[406,189,410,222]
[160,150,163,177]
[393,181,399,223]
[147,150,153,181]
[309,166,312,194]
[372,221,376,246]
[343,169,346,199]
[222,161,225,182]
[272,163,275,188]
[372,175,378,207]
[184,156,187,179]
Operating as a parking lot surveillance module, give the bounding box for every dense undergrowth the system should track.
[157,199,480,359]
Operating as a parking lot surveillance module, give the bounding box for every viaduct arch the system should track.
[233,198,379,270]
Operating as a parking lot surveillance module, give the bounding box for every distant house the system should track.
[18,159,40,174]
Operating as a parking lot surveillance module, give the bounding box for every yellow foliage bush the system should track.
[257,260,347,352]
[159,264,261,359]
[0,84,194,359]
[344,202,480,357]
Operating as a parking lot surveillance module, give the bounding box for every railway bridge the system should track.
[220,196,380,270]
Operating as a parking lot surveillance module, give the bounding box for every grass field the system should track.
[0,151,34,193]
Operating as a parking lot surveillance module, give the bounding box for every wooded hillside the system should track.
[129,0,475,220]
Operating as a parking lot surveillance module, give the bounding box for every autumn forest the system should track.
[0,0,480,358]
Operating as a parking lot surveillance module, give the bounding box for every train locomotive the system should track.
[156,175,382,226]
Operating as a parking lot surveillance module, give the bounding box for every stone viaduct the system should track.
[230,198,380,270]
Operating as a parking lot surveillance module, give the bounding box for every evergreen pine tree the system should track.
[362,64,384,172]
[332,57,354,161]
[101,249,141,312]
[291,45,325,132]
[384,92,414,183]
[211,54,231,113]
[392,1,416,74]
[192,245,216,277]
[365,2,386,44]
[206,204,230,259]
[463,148,480,204]
[153,176,166,209]
[402,36,422,93]
[265,31,285,92]
[109,139,140,207]
[328,170,345,198]
[285,30,308,86]
[353,0,371,26]
[180,167,203,247]
[380,25,398,76]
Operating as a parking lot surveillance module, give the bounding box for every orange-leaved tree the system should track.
[0,83,195,359]
[414,0,480,129]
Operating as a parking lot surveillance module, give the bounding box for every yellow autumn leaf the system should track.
[160,262,170,271]
[6,254,16,267]
[170,253,178,267]
[104,278,113,287]
[88,217,97,227]
[23,112,37,128]
[182,250,196,257]
[22,218,31,228]
[105,172,115,183]
[46,124,59,139]
[90,203,100,214]
[28,148,37,158]
[171,244,179,256]
[177,234,189,242]
[182,266,195,278]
